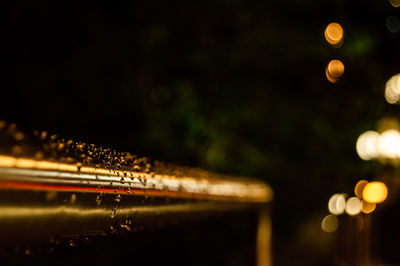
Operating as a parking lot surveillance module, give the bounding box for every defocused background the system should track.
[1,0,400,265]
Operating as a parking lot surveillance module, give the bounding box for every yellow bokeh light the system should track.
[345,197,361,216]
[356,131,379,160]
[324,23,344,47]
[385,74,400,104]
[326,60,344,83]
[363,181,388,203]
[377,129,400,159]
[389,0,400,8]
[322,214,339,233]
[361,200,376,214]
[355,180,368,198]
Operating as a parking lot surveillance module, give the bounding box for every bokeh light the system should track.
[355,180,368,198]
[386,16,400,34]
[325,68,337,83]
[321,214,339,233]
[328,194,346,215]
[327,60,344,78]
[385,74,400,104]
[326,60,344,83]
[389,0,400,7]
[363,181,388,203]
[345,197,361,216]
[325,60,344,83]
[324,23,344,47]
[356,131,379,160]
[377,117,400,131]
[361,200,376,214]
[356,215,364,232]
[377,129,400,159]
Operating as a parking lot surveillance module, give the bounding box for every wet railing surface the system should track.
[0,122,273,266]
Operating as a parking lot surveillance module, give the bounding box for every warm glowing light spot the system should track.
[0,155,17,167]
[385,85,400,104]
[389,0,400,7]
[326,60,344,83]
[356,131,379,160]
[385,74,400,104]
[324,23,344,47]
[356,215,364,232]
[17,158,37,168]
[325,68,337,83]
[345,197,361,216]
[328,194,346,215]
[377,129,400,159]
[327,60,344,78]
[361,200,376,214]
[321,214,339,233]
[363,182,388,203]
[355,180,368,198]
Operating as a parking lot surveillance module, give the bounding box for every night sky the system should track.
[1,0,400,264]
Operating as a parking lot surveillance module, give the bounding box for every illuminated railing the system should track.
[0,154,273,266]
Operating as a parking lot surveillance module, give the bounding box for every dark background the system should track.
[1,0,399,264]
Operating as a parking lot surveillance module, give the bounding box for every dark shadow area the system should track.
[1,210,258,266]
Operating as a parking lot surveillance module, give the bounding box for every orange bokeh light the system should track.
[355,180,368,198]
[326,60,344,83]
[324,23,344,47]
[361,200,376,214]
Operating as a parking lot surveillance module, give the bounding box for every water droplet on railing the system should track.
[110,208,116,218]
[76,162,82,172]
[96,195,102,206]
[24,248,31,256]
[70,194,77,204]
[115,194,121,202]
[68,239,79,247]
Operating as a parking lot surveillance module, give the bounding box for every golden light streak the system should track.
[0,155,272,203]
[257,209,272,266]
[0,202,227,218]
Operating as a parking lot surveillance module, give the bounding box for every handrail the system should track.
[0,155,272,266]
[0,123,273,266]
[0,155,272,203]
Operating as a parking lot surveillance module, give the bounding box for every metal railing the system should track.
[0,153,273,265]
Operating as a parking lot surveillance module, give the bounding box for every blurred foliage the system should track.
[1,0,400,264]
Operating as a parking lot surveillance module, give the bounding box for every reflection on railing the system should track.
[0,155,272,202]
[0,122,273,266]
